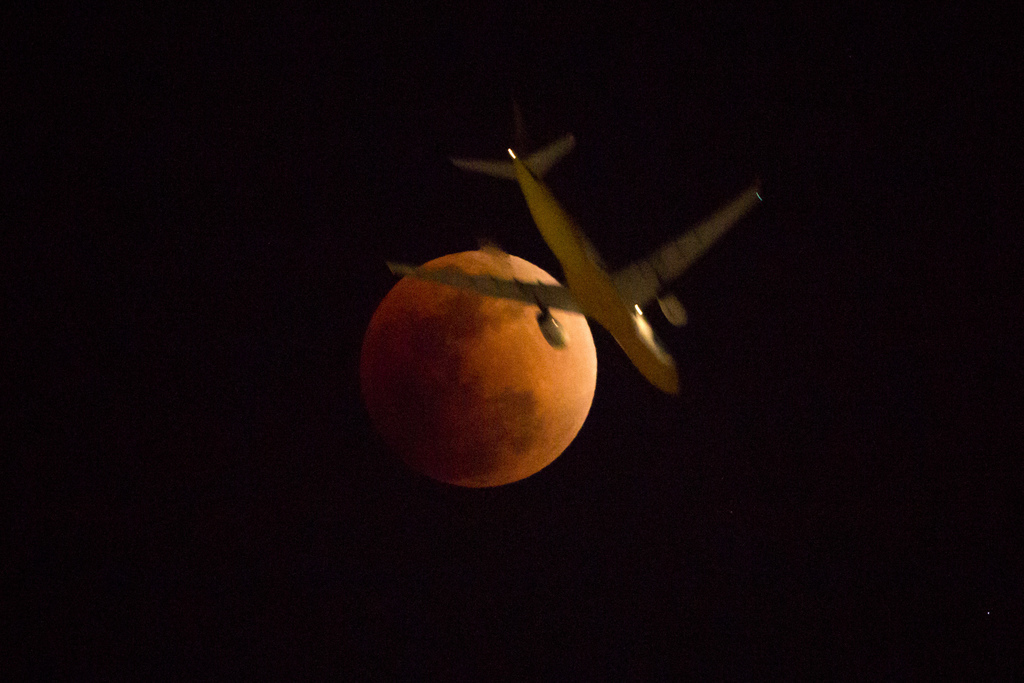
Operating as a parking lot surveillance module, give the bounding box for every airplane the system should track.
[386,133,762,394]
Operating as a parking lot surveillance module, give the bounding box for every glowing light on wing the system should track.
[508,148,516,159]
[632,310,673,364]
[634,304,643,316]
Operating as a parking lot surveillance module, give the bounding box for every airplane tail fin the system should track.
[450,133,576,180]
[512,100,531,151]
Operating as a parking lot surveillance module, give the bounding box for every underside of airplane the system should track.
[388,131,761,393]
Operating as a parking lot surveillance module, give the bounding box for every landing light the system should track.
[634,304,643,316]
[508,148,516,159]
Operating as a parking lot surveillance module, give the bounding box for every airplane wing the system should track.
[386,262,584,314]
[611,181,762,309]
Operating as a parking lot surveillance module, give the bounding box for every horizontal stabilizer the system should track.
[451,134,576,180]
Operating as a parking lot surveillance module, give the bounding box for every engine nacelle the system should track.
[658,294,688,327]
[536,309,568,348]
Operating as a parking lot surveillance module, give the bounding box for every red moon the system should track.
[360,250,597,487]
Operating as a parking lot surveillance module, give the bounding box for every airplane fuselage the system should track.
[510,154,679,394]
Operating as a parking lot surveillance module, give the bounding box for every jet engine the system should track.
[536,308,568,348]
[658,293,688,327]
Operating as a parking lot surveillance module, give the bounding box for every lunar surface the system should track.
[360,249,597,487]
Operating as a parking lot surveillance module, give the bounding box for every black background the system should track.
[8,4,1022,679]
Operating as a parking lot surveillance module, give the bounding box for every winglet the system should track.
[386,261,413,277]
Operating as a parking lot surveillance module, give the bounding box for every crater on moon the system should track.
[360,250,597,487]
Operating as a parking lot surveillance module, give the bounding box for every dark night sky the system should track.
[8,4,1022,679]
